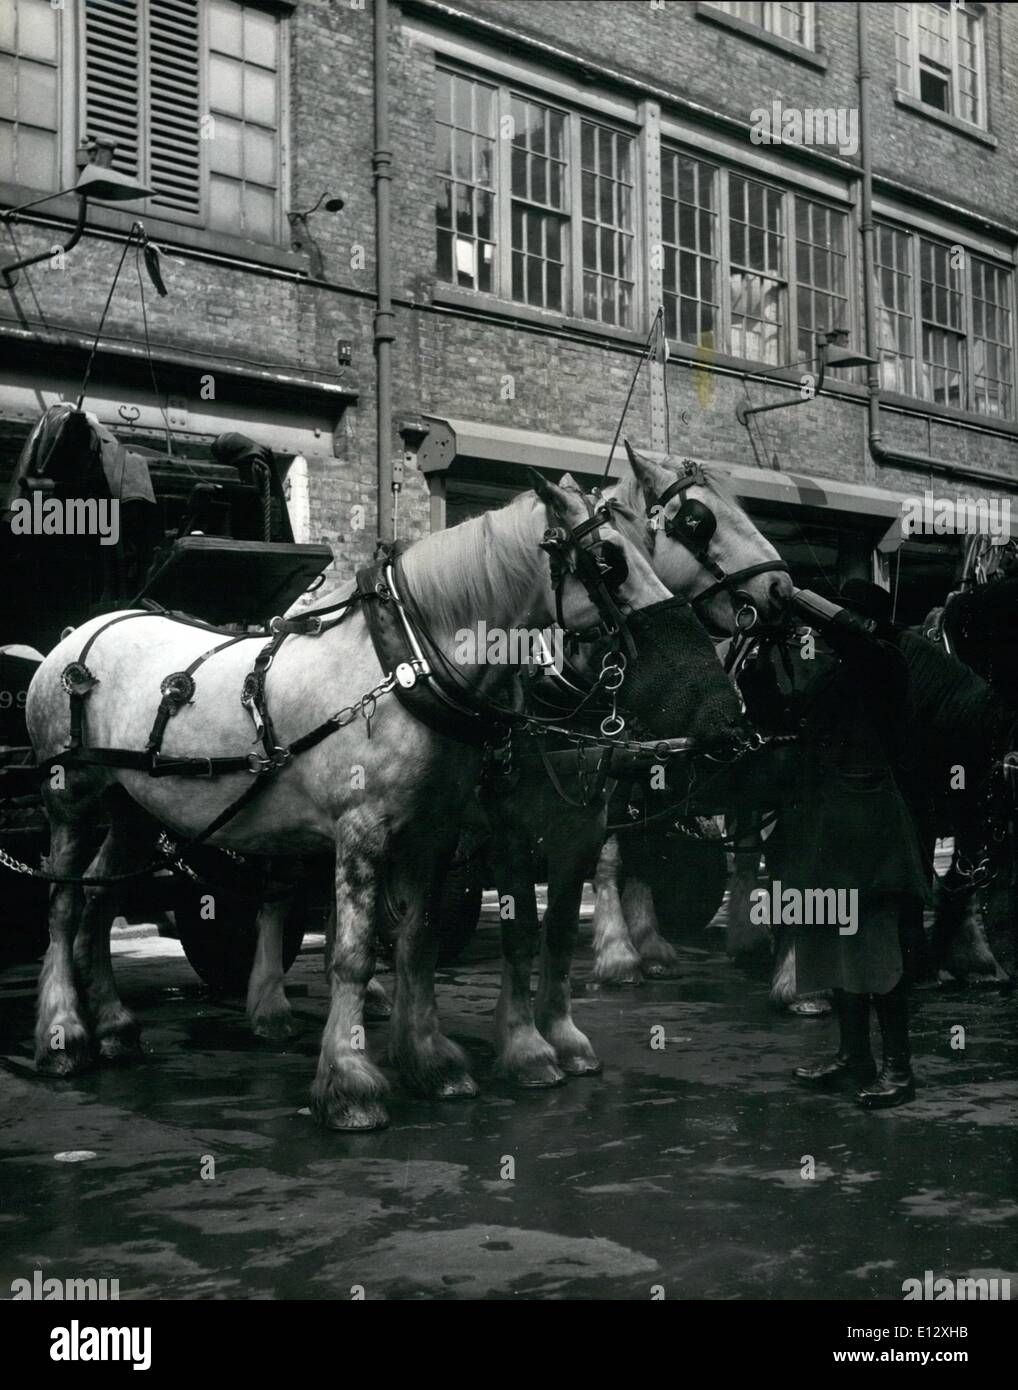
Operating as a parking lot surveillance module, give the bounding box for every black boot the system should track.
[856,978,915,1109]
[794,990,876,1089]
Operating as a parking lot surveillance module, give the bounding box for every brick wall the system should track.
[3,0,1016,591]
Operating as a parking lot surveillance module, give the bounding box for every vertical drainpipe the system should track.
[374,0,395,542]
[858,4,1008,490]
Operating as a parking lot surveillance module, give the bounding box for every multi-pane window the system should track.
[510,95,566,311]
[874,222,1014,418]
[971,260,1012,418]
[795,198,849,359]
[207,0,282,243]
[434,67,636,327]
[661,152,718,347]
[662,154,850,368]
[729,175,786,364]
[435,69,495,292]
[875,225,915,394]
[581,122,634,327]
[706,2,813,47]
[920,239,964,407]
[0,0,60,191]
[894,2,986,127]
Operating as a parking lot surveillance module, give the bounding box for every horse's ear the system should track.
[624,439,675,508]
[527,468,580,525]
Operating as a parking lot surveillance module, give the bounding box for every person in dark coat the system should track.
[774,579,929,1109]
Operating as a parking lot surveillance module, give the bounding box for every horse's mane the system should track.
[399,489,543,632]
[899,629,1012,770]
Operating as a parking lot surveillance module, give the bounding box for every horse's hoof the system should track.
[559,1055,602,1077]
[511,1065,566,1089]
[252,1014,296,1042]
[98,1034,143,1063]
[35,1045,91,1078]
[435,1075,480,1100]
[592,971,642,989]
[320,1101,389,1131]
[789,998,832,1018]
[641,960,681,980]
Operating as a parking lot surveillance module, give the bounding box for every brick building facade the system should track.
[2,0,1017,621]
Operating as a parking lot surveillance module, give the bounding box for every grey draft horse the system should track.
[27,474,747,1129]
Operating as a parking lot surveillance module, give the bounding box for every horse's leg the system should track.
[388,828,478,1101]
[942,881,1008,983]
[535,845,601,1076]
[725,818,770,961]
[247,894,295,1040]
[769,925,798,1009]
[73,808,154,1061]
[35,793,103,1074]
[312,818,390,1130]
[591,835,642,985]
[492,863,564,1088]
[323,891,391,1018]
[623,875,681,979]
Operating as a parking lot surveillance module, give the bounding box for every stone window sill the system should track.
[893,91,997,149]
[695,4,828,71]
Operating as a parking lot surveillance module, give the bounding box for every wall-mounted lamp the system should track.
[287,191,345,278]
[736,329,878,426]
[1,136,152,288]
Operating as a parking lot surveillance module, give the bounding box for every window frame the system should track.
[205,0,287,246]
[874,217,1015,420]
[660,144,856,372]
[62,0,288,242]
[434,61,645,333]
[705,2,815,50]
[0,0,66,194]
[895,1,987,131]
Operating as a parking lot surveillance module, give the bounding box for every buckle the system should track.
[246,747,291,774]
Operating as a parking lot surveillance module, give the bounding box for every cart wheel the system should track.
[174,892,306,995]
[619,829,728,940]
[0,871,50,967]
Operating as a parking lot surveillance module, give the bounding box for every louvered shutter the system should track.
[147,0,200,217]
[83,0,201,221]
[83,0,142,180]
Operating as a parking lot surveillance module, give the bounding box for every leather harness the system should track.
[42,506,641,853]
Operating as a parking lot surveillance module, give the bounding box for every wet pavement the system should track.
[1,902,1016,1301]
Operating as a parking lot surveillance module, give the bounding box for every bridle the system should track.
[539,494,636,660]
[647,459,790,633]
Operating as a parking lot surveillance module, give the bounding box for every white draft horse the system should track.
[27,475,746,1129]
[244,447,791,1084]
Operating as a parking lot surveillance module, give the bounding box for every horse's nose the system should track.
[766,570,794,616]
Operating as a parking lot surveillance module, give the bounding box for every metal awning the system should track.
[416,415,1016,552]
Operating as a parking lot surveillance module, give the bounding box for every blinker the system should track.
[667,497,717,551]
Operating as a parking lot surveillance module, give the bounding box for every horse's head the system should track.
[530,471,749,750]
[530,469,674,637]
[623,442,793,636]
